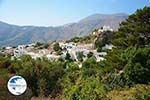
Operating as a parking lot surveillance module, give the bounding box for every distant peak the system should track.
[88,13,128,17]
[80,13,128,22]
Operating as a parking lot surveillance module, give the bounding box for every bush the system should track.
[8,56,65,97]
[103,47,150,89]
[0,56,11,69]
[107,84,150,100]
[87,52,94,58]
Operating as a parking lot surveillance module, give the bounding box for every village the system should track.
[0,26,114,67]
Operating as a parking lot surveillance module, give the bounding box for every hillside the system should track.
[0,13,128,46]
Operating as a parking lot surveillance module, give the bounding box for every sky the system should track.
[0,0,149,26]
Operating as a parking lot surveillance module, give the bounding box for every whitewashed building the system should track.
[14,45,26,57]
[102,44,114,50]
[46,54,60,61]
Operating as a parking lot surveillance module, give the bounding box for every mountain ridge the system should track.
[0,13,128,46]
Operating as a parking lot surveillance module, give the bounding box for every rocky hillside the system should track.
[0,13,128,46]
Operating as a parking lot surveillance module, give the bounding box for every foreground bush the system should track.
[107,84,150,100]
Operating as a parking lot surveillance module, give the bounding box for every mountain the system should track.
[0,13,128,46]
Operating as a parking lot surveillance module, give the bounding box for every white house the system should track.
[26,52,42,59]
[94,54,105,62]
[102,44,114,50]
[27,43,36,47]
[46,54,60,61]
[14,45,26,57]
[5,46,12,50]
[59,42,76,50]
[98,26,113,32]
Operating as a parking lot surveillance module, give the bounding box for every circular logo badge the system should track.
[7,75,27,95]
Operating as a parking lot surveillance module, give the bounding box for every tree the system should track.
[53,42,60,51]
[123,47,150,84]
[61,61,106,100]
[103,47,150,88]
[53,42,61,52]
[87,52,94,58]
[102,7,150,89]
[44,43,49,49]
[8,56,65,97]
[76,51,84,62]
[65,52,72,62]
[70,37,80,43]
[113,7,150,48]
[53,42,62,55]
[95,31,114,48]
[0,56,11,69]
[35,42,43,47]
[97,47,102,52]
